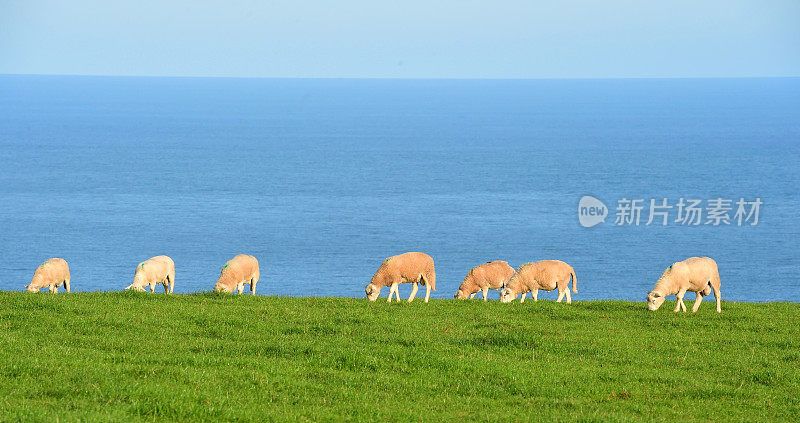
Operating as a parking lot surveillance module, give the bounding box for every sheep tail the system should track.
[570,268,578,293]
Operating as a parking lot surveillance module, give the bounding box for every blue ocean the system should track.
[1,75,797,301]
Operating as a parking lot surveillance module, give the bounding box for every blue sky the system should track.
[1,0,798,78]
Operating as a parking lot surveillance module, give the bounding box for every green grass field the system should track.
[0,292,797,422]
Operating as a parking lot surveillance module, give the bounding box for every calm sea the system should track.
[1,75,798,301]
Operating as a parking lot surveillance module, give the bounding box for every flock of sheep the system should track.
[24,251,723,312]
[26,254,259,295]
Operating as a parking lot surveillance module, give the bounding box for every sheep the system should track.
[214,254,260,295]
[454,260,514,301]
[125,255,175,293]
[365,252,436,303]
[646,256,722,313]
[26,258,71,293]
[499,260,577,304]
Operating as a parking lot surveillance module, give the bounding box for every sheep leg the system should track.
[531,289,538,301]
[387,283,398,302]
[64,279,71,293]
[251,278,257,296]
[674,289,686,312]
[691,292,704,312]
[520,292,526,303]
[712,286,722,313]
[565,289,572,304]
[53,286,59,294]
[482,287,489,301]
[237,282,244,294]
[556,289,565,303]
[468,293,476,299]
[424,284,431,303]
[49,286,54,293]
[149,283,156,293]
[408,282,419,302]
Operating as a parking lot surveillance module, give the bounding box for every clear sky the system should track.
[1,0,798,78]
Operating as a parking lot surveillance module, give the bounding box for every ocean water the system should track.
[0,75,798,301]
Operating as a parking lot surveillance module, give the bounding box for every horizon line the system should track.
[3,72,799,81]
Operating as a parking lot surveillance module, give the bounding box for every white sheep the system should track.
[499,260,577,304]
[646,256,722,313]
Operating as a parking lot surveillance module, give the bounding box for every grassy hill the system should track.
[0,292,797,421]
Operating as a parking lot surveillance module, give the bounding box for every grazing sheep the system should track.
[454,260,515,301]
[125,255,175,293]
[499,260,577,304]
[646,256,722,313]
[214,254,260,295]
[365,252,436,303]
[26,258,71,293]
